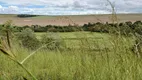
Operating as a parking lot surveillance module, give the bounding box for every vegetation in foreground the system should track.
[1,30,142,80]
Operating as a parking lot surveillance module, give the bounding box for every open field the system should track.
[35,32,134,49]
[0,14,142,26]
[1,13,142,80]
[1,32,142,80]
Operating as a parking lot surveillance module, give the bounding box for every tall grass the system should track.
[0,1,142,80]
[1,32,142,80]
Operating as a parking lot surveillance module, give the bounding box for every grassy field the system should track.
[1,32,142,80]
[35,32,135,49]
[0,12,142,80]
[0,14,142,26]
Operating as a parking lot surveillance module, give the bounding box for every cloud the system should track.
[0,0,141,15]
[0,5,19,14]
[0,5,2,8]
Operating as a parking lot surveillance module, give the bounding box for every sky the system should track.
[0,0,142,15]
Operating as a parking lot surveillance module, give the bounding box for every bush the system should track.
[48,27,58,32]
[132,21,142,35]
[134,25,142,35]
[0,24,3,31]
[119,23,133,36]
[40,32,66,50]
[1,20,142,36]
[16,28,40,50]
[34,27,48,32]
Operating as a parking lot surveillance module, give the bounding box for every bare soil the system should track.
[0,14,142,26]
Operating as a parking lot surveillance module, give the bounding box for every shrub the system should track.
[40,32,66,50]
[119,23,133,36]
[16,28,40,50]
[125,21,132,27]
[34,27,48,32]
[0,24,3,31]
[90,24,109,33]
[48,27,58,32]
[134,24,142,35]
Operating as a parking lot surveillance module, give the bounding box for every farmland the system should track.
[0,14,142,26]
[0,14,142,80]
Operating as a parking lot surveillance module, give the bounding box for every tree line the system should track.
[17,14,39,18]
[0,20,142,36]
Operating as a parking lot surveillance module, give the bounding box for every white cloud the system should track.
[8,6,19,11]
[0,5,4,12]
[0,0,141,15]
[0,5,2,8]
[0,5,19,14]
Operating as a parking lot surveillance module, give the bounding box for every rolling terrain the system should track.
[0,14,142,26]
[1,13,142,80]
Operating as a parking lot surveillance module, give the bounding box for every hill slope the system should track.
[0,14,142,26]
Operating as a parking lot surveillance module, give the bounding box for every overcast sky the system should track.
[0,0,142,15]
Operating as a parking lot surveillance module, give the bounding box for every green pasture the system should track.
[0,32,141,80]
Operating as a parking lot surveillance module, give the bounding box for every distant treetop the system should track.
[17,14,39,18]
